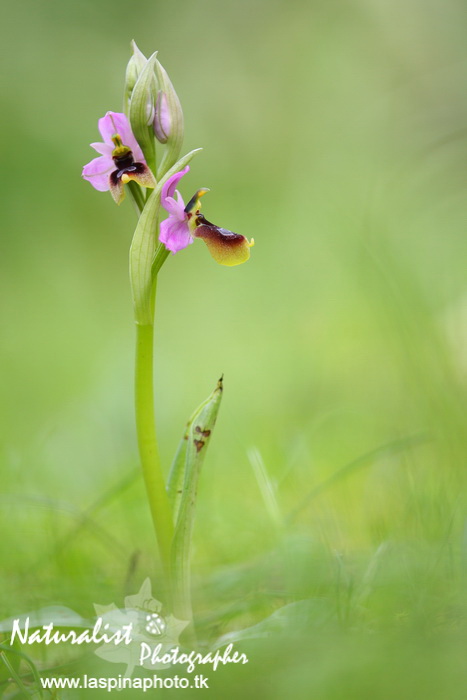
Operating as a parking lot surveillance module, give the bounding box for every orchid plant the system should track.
[82,43,254,632]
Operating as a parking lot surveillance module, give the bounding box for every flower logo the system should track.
[93,578,189,676]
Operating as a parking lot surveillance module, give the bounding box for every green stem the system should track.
[152,243,170,277]
[135,302,174,585]
[128,181,146,214]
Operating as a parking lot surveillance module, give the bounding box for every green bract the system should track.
[124,40,148,113]
[128,51,158,173]
[129,149,202,326]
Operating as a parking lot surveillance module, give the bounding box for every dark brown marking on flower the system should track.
[194,214,245,248]
[194,439,205,453]
[195,426,211,438]
[109,170,121,188]
[113,148,135,171]
[112,160,147,183]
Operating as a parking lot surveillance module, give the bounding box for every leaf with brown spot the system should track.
[170,377,223,623]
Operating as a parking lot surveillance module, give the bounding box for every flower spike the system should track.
[82,48,254,619]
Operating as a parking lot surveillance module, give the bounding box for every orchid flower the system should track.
[82,111,156,204]
[160,166,254,266]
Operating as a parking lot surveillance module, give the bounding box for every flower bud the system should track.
[154,59,184,177]
[124,41,148,114]
[128,51,159,172]
[153,91,171,144]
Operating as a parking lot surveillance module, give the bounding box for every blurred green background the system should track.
[1,0,467,696]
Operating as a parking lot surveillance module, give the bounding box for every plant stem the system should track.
[134,296,174,585]
[128,181,146,214]
[152,243,170,277]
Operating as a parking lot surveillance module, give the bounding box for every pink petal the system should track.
[159,217,193,254]
[98,113,122,144]
[90,141,114,157]
[98,112,145,162]
[161,166,190,203]
[158,93,171,138]
[82,156,113,191]
[162,193,185,218]
[154,91,171,143]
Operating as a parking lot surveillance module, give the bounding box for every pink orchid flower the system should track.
[160,167,254,265]
[82,112,155,204]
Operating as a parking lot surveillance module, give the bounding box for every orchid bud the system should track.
[154,59,184,177]
[129,51,158,172]
[153,91,171,144]
[124,41,148,114]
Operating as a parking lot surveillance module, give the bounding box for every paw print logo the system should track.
[145,613,166,636]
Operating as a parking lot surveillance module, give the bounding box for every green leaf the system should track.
[247,447,283,529]
[212,600,334,649]
[0,643,45,698]
[0,607,92,633]
[167,393,212,524]
[166,424,189,526]
[170,378,223,624]
[129,148,202,325]
[0,652,30,699]
[0,642,21,695]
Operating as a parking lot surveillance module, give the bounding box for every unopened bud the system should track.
[154,59,184,177]
[153,91,171,144]
[128,51,159,171]
[124,41,148,114]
